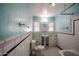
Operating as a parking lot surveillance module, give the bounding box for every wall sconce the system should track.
[18,22,29,28]
[18,22,25,27]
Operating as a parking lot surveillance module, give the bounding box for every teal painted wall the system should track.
[33,16,55,22]
[64,4,79,15]
[55,3,79,33]
[0,4,32,41]
[1,3,79,40]
[55,15,71,33]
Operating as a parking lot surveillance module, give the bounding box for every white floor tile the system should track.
[41,47,60,56]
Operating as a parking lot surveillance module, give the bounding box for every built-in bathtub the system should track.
[59,49,79,56]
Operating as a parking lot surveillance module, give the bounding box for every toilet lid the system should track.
[31,40,36,43]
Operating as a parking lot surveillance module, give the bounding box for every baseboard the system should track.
[56,45,63,50]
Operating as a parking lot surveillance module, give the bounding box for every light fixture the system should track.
[18,22,25,27]
[17,18,29,28]
[49,3,56,7]
[40,8,48,23]
[41,8,51,17]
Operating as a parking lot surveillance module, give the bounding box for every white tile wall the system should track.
[32,32,57,47]
[0,32,32,56]
[57,16,79,53]
[13,34,32,56]
[48,32,57,47]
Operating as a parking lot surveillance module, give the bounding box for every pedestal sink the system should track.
[41,33,49,47]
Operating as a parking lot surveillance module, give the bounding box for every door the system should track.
[75,20,79,52]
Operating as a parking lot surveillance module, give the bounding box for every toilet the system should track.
[35,45,45,56]
[59,49,79,56]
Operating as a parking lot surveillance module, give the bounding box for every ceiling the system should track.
[31,3,72,17]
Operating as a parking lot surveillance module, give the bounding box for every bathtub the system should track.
[59,49,79,56]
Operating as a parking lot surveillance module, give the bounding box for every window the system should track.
[34,22,40,32]
[49,22,54,31]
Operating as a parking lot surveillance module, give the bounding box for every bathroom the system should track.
[0,3,79,56]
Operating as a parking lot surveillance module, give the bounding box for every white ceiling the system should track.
[31,3,72,16]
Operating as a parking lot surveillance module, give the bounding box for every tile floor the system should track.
[41,47,60,56]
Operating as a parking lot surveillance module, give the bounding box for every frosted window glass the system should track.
[49,22,54,31]
[34,22,40,32]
